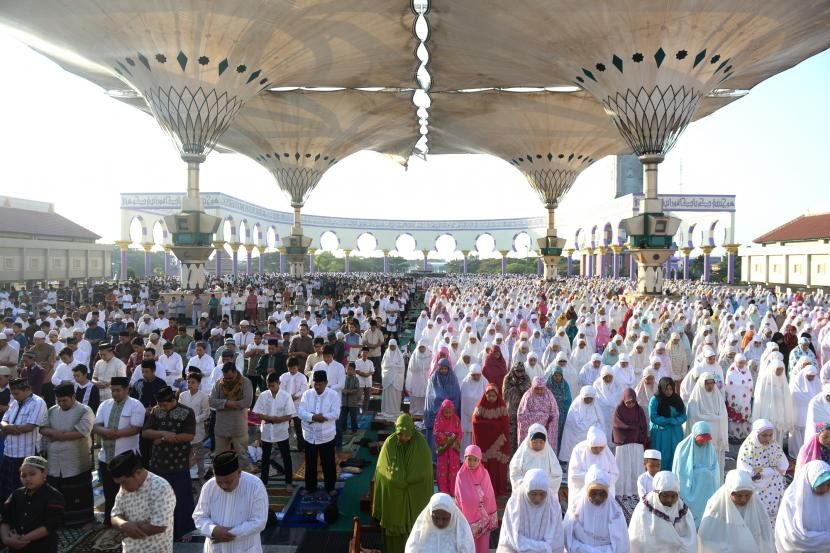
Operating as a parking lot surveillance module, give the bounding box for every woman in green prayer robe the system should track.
[373,414,434,553]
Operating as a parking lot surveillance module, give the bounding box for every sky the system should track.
[0,32,828,257]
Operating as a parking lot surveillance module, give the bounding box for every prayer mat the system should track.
[266,480,298,514]
[67,527,122,552]
[56,525,93,552]
[279,487,342,528]
[615,495,640,524]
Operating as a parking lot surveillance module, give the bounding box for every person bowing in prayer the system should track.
[497,468,564,553]
[40,383,95,528]
[373,414,434,553]
[192,450,270,553]
[141,385,197,541]
[471,384,510,497]
[672,420,720,524]
[563,464,629,553]
[404,492,475,553]
[628,471,696,553]
[110,451,176,553]
[697,469,775,553]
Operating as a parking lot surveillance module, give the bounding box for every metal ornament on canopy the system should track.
[427,90,627,279]
[0,0,417,288]
[220,89,418,276]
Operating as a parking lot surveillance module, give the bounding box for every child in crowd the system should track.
[637,448,662,500]
[340,362,360,433]
[1,456,65,553]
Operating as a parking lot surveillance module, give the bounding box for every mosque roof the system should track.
[753,213,830,243]
[0,205,100,241]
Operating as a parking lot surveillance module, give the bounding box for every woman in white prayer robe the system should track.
[805,382,830,443]
[634,368,658,426]
[628,471,696,553]
[405,492,475,553]
[406,339,432,416]
[697,469,774,553]
[567,426,619,506]
[381,339,406,416]
[612,353,635,390]
[592,365,624,447]
[542,338,563,369]
[752,355,794,448]
[684,372,728,481]
[680,347,721,403]
[774,459,830,553]
[559,386,602,462]
[459,364,488,455]
[525,352,544,381]
[563,465,629,553]
[497,468,564,553]
[627,341,650,379]
[568,339,592,389]
[789,363,821,455]
[509,423,562,493]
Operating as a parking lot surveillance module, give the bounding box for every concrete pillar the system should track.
[163,246,172,276]
[422,250,430,272]
[277,247,285,274]
[308,248,316,274]
[115,240,130,281]
[629,255,637,281]
[344,249,351,274]
[212,241,226,276]
[244,244,254,276]
[461,250,470,274]
[229,242,240,276]
[598,247,608,277]
[383,250,390,274]
[565,249,574,278]
[586,248,594,277]
[258,248,265,273]
[725,244,739,284]
[499,250,509,275]
[680,247,691,280]
[702,246,713,282]
[611,246,621,278]
[536,256,543,276]
[142,243,153,277]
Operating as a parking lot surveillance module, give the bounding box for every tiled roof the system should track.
[0,206,100,240]
[753,213,830,244]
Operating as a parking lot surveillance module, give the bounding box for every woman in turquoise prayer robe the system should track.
[648,376,686,470]
[672,420,721,523]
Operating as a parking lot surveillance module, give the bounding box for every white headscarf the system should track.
[558,385,603,462]
[459,364,488,433]
[790,364,821,428]
[805,383,830,441]
[629,471,696,553]
[774,460,830,553]
[697,469,774,553]
[405,492,475,553]
[563,465,629,553]
[567,426,619,506]
[685,372,728,451]
[509,422,562,492]
[752,356,794,436]
[498,468,565,553]
[381,339,405,390]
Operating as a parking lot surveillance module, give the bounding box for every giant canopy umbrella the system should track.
[220,88,419,234]
[0,0,418,199]
[425,0,830,200]
[428,90,626,242]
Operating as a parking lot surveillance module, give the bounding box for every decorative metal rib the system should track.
[270,167,324,208]
[525,169,579,208]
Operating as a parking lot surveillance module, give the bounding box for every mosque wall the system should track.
[740,242,830,289]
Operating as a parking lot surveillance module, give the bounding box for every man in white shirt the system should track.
[186,342,216,394]
[92,343,127,401]
[279,358,308,452]
[297,370,340,495]
[92,377,145,525]
[252,373,295,488]
[179,372,211,482]
[137,314,155,338]
[53,347,79,387]
[192,451,269,553]
[310,314,328,340]
[311,345,345,393]
[157,342,184,389]
[233,321,255,351]
[220,293,234,323]
[70,330,91,365]
[354,347,375,414]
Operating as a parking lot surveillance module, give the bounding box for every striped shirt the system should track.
[2,393,48,458]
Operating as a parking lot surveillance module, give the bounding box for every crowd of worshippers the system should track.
[1,274,830,551]
[372,278,830,553]
[0,275,413,550]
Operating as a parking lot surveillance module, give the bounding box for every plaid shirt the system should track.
[2,393,47,458]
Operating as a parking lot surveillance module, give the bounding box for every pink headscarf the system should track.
[433,398,462,437]
[431,346,452,377]
[454,444,497,523]
[797,422,830,470]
